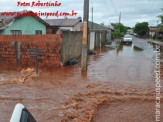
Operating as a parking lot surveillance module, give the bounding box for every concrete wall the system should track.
[90,32,95,50]
[89,31,107,49]
[82,22,108,49]
[95,32,100,48]
[1,16,46,35]
[61,31,82,65]
[107,29,111,41]
[101,31,106,42]
[0,29,106,68]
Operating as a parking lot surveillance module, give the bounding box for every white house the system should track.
[149,26,159,38]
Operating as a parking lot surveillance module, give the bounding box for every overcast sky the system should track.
[0,0,163,27]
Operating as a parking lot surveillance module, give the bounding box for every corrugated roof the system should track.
[45,19,81,27]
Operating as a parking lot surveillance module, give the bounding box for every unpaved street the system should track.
[0,36,162,122]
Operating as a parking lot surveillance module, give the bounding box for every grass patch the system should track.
[150,38,161,41]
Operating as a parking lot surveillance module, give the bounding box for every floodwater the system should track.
[88,37,156,86]
[0,36,163,122]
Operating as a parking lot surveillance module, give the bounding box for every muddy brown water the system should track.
[0,36,163,122]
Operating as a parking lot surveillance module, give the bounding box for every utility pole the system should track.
[119,12,121,31]
[157,20,159,26]
[157,20,159,39]
[119,12,121,24]
[92,7,93,30]
[81,0,89,72]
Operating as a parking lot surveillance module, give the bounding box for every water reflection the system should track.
[116,43,132,55]
[133,45,143,52]
[116,42,148,56]
[116,44,123,55]
[161,46,163,53]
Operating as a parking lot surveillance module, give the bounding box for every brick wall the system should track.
[0,33,62,69]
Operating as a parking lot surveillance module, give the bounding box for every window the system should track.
[10,30,22,35]
[35,30,42,34]
[124,35,131,38]
[0,30,3,35]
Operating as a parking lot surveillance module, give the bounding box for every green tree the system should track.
[114,23,128,34]
[133,27,135,32]
[160,8,163,24]
[134,22,149,36]
[112,29,124,38]
[160,16,163,24]
[111,23,117,27]
[158,8,163,40]
[111,23,128,38]
[158,8,163,26]
[158,16,163,31]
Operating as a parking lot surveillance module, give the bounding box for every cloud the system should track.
[0,0,163,27]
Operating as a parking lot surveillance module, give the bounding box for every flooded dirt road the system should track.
[0,36,163,122]
[88,36,156,86]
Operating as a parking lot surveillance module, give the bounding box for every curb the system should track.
[146,39,163,47]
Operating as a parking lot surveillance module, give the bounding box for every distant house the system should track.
[80,21,111,49]
[45,18,82,34]
[127,29,134,35]
[80,21,109,32]
[149,26,159,38]
[80,21,113,36]
[104,25,115,41]
[0,11,48,35]
[158,25,163,39]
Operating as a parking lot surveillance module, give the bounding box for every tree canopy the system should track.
[161,16,163,24]
[134,22,149,36]
[158,8,163,32]
[111,23,128,38]
[158,8,163,40]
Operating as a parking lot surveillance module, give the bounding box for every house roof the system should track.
[44,19,81,27]
[149,26,158,28]
[0,11,49,30]
[80,21,109,31]
[88,21,108,31]
[149,26,159,32]
[104,25,115,31]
